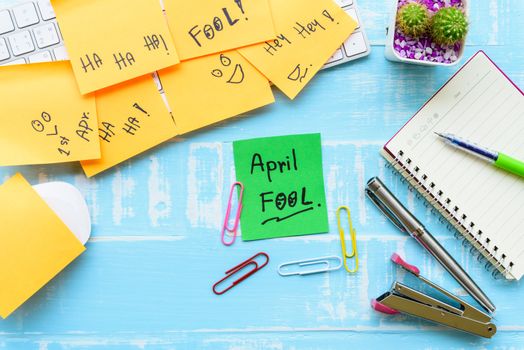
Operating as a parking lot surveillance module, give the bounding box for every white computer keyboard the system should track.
[0,0,67,66]
[0,0,370,68]
[323,0,371,69]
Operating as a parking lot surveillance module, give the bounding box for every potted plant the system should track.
[385,0,469,66]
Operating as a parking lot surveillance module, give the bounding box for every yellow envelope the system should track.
[81,75,177,177]
[158,51,274,134]
[238,0,357,99]
[52,0,180,94]
[164,0,276,60]
[0,173,86,319]
[0,62,100,166]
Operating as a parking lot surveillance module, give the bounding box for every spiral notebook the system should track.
[382,51,524,280]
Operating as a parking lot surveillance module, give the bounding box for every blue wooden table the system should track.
[1,0,524,348]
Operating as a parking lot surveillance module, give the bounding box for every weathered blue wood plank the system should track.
[1,0,524,349]
[3,331,524,350]
[360,0,517,46]
[0,234,521,331]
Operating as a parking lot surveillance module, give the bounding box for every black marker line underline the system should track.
[260,207,314,225]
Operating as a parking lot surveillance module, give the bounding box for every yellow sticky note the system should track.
[164,0,276,60]
[0,62,100,166]
[0,173,86,319]
[159,51,274,134]
[238,0,357,99]
[52,0,180,94]
[81,75,177,177]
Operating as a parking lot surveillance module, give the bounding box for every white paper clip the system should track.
[277,256,342,276]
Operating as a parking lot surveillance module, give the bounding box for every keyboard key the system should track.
[343,31,367,57]
[52,45,68,60]
[326,48,344,64]
[28,50,52,63]
[37,0,56,20]
[8,30,35,56]
[0,38,10,61]
[0,10,15,34]
[33,22,59,48]
[4,58,26,65]
[346,8,360,29]
[12,3,39,28]
[335,0,354,7]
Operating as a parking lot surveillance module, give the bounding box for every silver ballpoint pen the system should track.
[365,177,496,313]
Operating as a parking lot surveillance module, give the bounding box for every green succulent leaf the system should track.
[396,3,431,38]
[430,7,468,45]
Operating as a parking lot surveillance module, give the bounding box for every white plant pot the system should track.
[384,0,469,66]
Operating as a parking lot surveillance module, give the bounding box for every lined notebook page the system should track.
[384,51,524,279]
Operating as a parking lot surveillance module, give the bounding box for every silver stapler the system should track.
[372,253,496,338]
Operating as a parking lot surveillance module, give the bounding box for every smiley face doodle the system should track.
[211,54,245,84]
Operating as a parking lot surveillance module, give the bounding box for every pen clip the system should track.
[365,188,407,232]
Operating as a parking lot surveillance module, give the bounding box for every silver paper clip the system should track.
[277,256,342,276]
[372,253,497,338]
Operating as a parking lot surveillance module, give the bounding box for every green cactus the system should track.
[430,7,468,45]
[396,3,430,38]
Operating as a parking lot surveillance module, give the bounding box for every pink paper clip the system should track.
[212,252,269,295]
[221,182,244,246]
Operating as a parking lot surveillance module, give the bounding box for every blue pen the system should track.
[436,132,524,178]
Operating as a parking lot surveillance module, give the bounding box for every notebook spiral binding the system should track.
[384,149,514,280]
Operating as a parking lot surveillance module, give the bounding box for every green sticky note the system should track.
[233,133,329,241]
